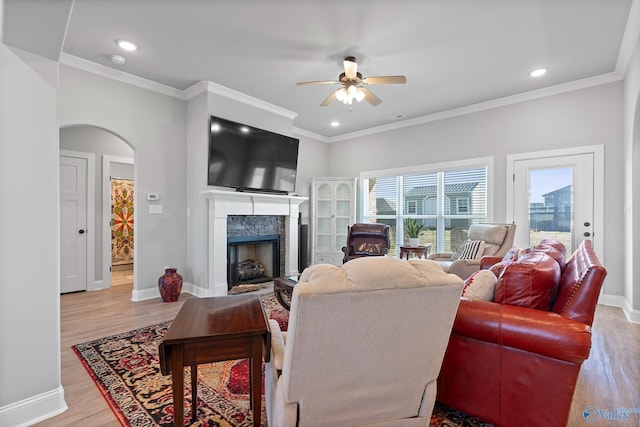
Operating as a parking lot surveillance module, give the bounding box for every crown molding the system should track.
[184,80,298,121]
[292,126,330,143]
[60,53,624,144]
[59,53,184,98]
[616,0,640,75]
[327,72,624,143]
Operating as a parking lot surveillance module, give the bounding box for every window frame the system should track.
[359,157,494,254]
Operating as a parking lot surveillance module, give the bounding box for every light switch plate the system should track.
[149,204,163,214]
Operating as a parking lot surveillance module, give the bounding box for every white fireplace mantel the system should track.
[201,189,308,296]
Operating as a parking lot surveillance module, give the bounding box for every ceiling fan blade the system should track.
[320,90,339,106]
[297,80,339,86]
[344,57,358,79]
[359,87,382,106]
[362,75,407,85]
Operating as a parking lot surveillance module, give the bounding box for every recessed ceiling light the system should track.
[530,68,547,78]
[116,39,138,52]
[330,121,340,127]
[110,54,126,65]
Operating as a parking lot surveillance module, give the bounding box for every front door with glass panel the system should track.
[512,153,594,254]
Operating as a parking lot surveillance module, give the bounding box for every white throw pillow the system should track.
[461,270,497,301]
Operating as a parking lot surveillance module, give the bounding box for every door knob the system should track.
[584,221,591,227]
[78,229,86,234]
[583,232,591,237]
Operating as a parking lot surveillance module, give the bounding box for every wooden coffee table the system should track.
[158,294,270,427]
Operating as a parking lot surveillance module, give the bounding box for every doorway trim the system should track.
[102,155,134,288]
[60,149,96,291]
[506,144,604,259]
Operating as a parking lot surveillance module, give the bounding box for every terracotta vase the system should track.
[158,268,183,302]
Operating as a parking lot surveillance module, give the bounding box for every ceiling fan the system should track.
[297,56,407,107]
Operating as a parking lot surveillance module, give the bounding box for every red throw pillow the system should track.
[494,252,561,310]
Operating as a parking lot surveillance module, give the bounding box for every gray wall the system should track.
[60,125,134,282]
[624,30,640,313]
[328,82,625,300]
[185,89,330,290]
[60,65,187,298]
[0,22,62,421]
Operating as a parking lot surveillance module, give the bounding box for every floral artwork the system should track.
[111,179,134,263]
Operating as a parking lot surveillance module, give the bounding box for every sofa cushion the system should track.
[494,252,561,310]
[530,239,566,270]
[462,270,496,301]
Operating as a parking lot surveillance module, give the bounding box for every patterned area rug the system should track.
[72,294,491,426]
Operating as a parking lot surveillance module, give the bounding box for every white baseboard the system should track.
[600,293,640,324]
[130,282,211,301]
[0,386,67,427]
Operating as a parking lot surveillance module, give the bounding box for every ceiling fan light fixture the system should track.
[335,88,347,102]
[355,88,366,102]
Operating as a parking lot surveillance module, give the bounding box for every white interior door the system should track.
[511,153,596,255]
[60,156,88,293]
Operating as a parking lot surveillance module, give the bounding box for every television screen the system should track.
[207,116,299,194]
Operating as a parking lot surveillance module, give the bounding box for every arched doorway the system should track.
[59,124,135,291]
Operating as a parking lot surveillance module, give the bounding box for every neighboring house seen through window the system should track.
[360,160,489,253]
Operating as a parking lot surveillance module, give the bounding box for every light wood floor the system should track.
[37,285,639,426]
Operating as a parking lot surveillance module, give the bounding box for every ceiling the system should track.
[5,0,637,139]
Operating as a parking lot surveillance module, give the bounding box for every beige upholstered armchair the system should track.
[264,257,463,427]
[428,223,516,280]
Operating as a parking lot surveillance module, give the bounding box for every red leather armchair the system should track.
[341,223,390,263]
[437,239,607,427]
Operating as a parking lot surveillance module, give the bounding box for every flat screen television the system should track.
[207,115,299,194]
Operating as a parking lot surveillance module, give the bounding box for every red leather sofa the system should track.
[437,239,607,427]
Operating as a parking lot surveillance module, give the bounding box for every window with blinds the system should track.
[361,163,488,254]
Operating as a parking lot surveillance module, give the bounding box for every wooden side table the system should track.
[399,244,432,260]
[158,295,270,427]
[274,275,298,311]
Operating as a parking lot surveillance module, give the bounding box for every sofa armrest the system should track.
[453,299,592,363]
[427,252,453,261]
[268,319,286,371]
[480,256,502,270]
[446,259,481,280]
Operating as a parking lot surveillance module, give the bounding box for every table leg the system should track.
[250,337,262,427]
[170,345,184,427]
[191,363,198,422]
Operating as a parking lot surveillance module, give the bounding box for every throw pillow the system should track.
[461,270,497,301]
[494,252,561,310]
[458,240,486,260]
[488,260,511,278]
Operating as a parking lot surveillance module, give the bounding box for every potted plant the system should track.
[405,218,424,247]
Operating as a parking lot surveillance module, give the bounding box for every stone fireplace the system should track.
[226,215,285,289]
[201,190,307,296]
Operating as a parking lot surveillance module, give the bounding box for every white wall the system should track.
[328,82,625,300]
[624,28,640,315]
[0,12,66,427]
[60,125,134,283]
[59,66,187,299]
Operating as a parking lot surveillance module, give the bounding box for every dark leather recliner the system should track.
[341,223,390,263]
